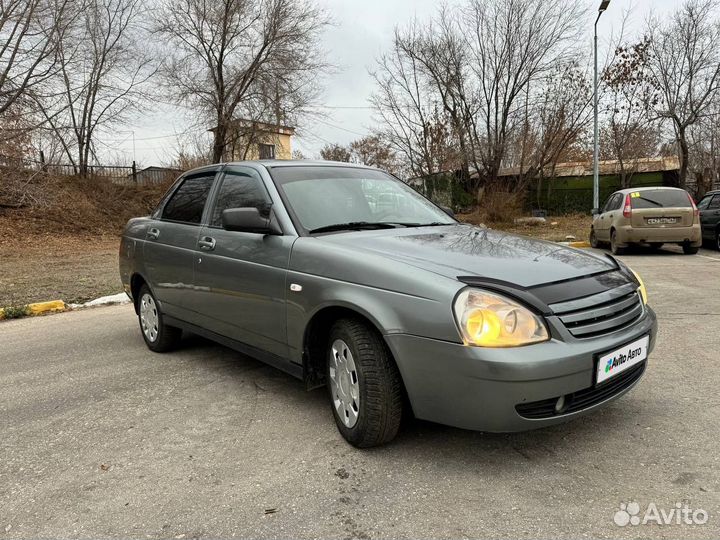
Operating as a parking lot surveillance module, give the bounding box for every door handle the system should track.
[147,228,160,240]
[198,236,216,250]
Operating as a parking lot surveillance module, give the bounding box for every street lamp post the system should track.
[593,0,611,211]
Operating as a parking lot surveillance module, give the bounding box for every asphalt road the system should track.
[1,245,719,539]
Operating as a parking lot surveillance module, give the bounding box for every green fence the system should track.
[526,172,665,214]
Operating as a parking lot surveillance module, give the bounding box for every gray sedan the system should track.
[119,161,657,447]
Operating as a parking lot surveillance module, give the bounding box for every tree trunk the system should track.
[212,122,227,163]
[677,128,689,189]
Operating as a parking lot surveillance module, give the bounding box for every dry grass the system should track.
[459,211,592,242]
[0,171,173,307]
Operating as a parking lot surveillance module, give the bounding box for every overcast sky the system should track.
[115,0,679,167]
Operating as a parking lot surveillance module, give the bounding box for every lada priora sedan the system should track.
[120,161,657,447]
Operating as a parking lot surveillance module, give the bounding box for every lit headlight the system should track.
[453,289,549,347]
[630,269,648,304]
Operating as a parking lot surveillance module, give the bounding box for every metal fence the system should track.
[0,154,182,186]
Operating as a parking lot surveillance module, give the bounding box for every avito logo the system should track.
[605,347,642,373]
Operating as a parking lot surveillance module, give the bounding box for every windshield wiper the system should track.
[308,221,402,234]
[393,222,454,227]
[636,196,663,207]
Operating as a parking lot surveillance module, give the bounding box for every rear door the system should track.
[699,194,720,239]
[142,170,217,320]
[628,189,695,228]
[596,193,621,241]
[191,166,294,359]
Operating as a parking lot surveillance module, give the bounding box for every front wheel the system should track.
[716,229,720,251]
[326,318,403,448]
[589,228,599,248]
[137,285,182,352]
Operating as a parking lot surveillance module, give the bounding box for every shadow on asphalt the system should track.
[172,331,636,465]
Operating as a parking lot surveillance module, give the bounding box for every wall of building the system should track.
[231,133,292,161]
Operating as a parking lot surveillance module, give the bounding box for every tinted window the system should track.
[708,195,720,209]
[211,169,270,227]
[162,173,215,223]
[271,166,454,232]
[630,189,691,209]
[603,194,621,212]
[698,195,713,210]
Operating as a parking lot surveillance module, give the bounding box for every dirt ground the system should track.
[0,234,121,307]
[459,212,592,242]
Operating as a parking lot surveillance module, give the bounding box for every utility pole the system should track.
[593,0,611,210]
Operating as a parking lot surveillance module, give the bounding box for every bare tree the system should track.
[349,135,401,174]
[601,37,660,188]
[154,0,329,163]
[319,143,351,162]
[36,0,154,175]
[0,0,73,116]
[647,0,720,188]
[372,0,586,191]
[370,25,464,179]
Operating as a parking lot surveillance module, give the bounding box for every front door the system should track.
[191,166,294,359]
[143,170,217,320]
[699,194,720,240]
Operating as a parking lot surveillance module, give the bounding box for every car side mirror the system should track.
[591,208,600,216]
[221,207,282,235]
[440,205,455,218]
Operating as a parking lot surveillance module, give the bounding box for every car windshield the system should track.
[630,189,691,209]
[270,166,456,233]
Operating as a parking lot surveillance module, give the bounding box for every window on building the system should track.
[258,143,276,160]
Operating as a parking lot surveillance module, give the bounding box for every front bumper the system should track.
[616,224,701,246]
[384,307,657,432]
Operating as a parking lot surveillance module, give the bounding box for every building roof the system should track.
[210,118,296,136]
[496,156,680,179]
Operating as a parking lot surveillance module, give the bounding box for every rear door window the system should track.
[708,195,720,209]
[162,172,216,224]
[630,190,691,209]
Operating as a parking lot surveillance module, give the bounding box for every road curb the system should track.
[0,300,67,320]
[568,241,591,248]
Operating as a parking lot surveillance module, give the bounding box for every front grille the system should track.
[549,283,643,338]
[515,362,646,419]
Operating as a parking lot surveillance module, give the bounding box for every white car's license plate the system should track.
[596,335,649,385]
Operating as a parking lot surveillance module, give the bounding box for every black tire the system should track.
[137,284,182,352]
[683,243,699,255]
[326,318,403,448]
[589,228,599,248]
[610,229,626,255]
[716,229,720,251]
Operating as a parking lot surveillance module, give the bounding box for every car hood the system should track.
[318,224,615,287]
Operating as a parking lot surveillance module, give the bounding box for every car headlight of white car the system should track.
[453,289,550,347]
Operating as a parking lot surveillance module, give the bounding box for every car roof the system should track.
[230,160,375,169]
[614,186,689,194]
[182,160,378,177]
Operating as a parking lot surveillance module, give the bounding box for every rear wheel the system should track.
[137,285,182,352]
[326,318,403,448]
[683,243,699,255]
[716,228,720,251]
[610,230,626,255]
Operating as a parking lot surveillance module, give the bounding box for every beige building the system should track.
[221,119,295,161]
